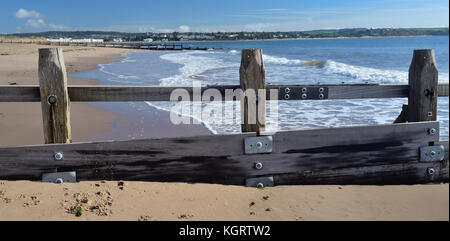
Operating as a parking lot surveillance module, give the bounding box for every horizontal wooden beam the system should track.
[273,140,448,185]
[0,84,448,102]
[273,159,448,185]
[0,122,446,185]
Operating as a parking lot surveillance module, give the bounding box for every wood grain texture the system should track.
[0,84,448,102]
[38,48,72,144]
[273,160,448,185]
[326,84,408,99]
[240,49,266,134]
[407,49,439,122]
[0,122,444,185]
[0,86,41,102]
[274,140,449,185]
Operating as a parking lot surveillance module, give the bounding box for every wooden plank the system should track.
[273,141,449,185]
[0,86,41,102]
[273,160,448,185]
[326,84,408,99]
[0,84,448,102]
[38,48,72,144]
[0,122,442,185]
[407,49,439,122]
[240,49,266,134]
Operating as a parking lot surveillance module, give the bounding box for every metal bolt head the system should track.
[54,152,64,161]
[302,94,307,99]
[319,94,324,99]
[255,162,263,170]
[427,168,435,175]
[302,88,307,93]
[319,88,324,93]
[430,151,436,157]
[428,128,437,135]
[256,142,263,149]
[55,178,64,184]
[285,88,291,94]
[256,183,264,188]
[48,95,57,105]
[284,94,290,100]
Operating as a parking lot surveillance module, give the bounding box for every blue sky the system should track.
[1,0,448,33]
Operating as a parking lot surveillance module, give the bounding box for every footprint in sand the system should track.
[138,215,152,221]
[23,195,40,207]
[0,190,12,204]
[178,214,194,220]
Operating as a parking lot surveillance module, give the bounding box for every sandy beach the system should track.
[0,43,210,147]
[0,43,448,221]
[0,43,127,146]
[0,181,448,221]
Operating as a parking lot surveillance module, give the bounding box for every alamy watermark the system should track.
[169,81,279,132]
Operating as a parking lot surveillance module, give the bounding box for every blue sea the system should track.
[72,36,449,139]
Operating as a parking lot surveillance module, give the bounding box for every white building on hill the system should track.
[47,38,104,43]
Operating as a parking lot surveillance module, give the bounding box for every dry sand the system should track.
[0,43,448,221]
[0,181,448,221]
[0,43,127,146]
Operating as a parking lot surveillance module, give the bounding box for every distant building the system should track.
[143,38,153,43]
[71,39,104,43]
[113,38,123,42]
[47,38,71,43]
[47,38,104,43]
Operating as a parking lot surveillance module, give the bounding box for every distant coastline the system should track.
[1,27,448,43]
[163,35,447,44]
[1,34,447,46]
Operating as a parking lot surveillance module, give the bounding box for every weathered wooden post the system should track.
[240,49,266,135]
[407,49,439,122]
[38,48,72,144]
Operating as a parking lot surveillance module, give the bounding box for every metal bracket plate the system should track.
[42,171,77,183]
[246,176,274,188]
[279,86,329,100]
[420,145,445,162]
[244,136,273,154]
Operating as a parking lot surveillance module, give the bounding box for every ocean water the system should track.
[72,36,449,139]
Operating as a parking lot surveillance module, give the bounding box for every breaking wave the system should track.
[262,54,449,84]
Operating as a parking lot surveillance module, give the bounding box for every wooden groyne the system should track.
[0,48,448,186]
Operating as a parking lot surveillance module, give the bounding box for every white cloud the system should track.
[178,25,190,32]
[14,9,43,19]
[13,8,71,31]
[24,19,47,28]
